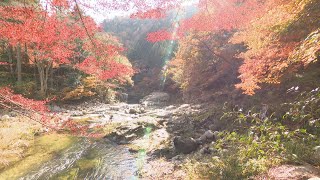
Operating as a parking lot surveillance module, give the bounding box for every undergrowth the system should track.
[184,88,320,179]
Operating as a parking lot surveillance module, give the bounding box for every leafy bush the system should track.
[62,76,119,103]
[282,88,320,133]
[13,81,37,98]
[184,99,320,179]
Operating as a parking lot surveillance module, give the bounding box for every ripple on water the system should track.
[21,138,138,180]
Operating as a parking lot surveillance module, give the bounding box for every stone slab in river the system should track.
[140,92,170,107]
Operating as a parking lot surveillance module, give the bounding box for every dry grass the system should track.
[0,115,42,169]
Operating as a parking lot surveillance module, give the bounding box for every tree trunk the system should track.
[50,67,54,89]
[36,61,52,97]
[45,62,51,94]
[7,45,14,77]
[37,62,44,96]
[24,43,28,64]
[16,44,22,83]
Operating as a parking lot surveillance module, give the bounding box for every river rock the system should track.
[129,108,139,114]
[140,92,170,107]
[106,123,151,144]
[197,130,215,144]
[165,105,176,111]
[139,107,146,113]
[200,144,216,155]
[1,115,10,121]
[213,131,219,139]
[126,106,145,115]
[178,104,190,109]
[267,164,320,179]
[8,111,18,117]
[117,92,128,102]
[313,146,320,161]
[172,155,184,164]
[110,106,121,111]
[51,105,63,112]
[173,136,199,154]
[70,110,84,116]
[314,146,320,155]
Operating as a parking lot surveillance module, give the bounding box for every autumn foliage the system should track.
[232,0,320,95]
[145,0,269,42]
[1,0,319,115]
[0,87,49,113]
[0,0,134,128]
[130,8,166,19]
[0,1,133,89]
[141,0,274,96]
[166,31,242,100]
[76,33,134,81]
[143,0,320,96]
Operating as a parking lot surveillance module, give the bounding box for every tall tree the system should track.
[231,0,320,95]
[16,44,22,83]
[0,2,134,96]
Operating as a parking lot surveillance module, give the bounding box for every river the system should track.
[0,92,183,179]
[21,138,138,180]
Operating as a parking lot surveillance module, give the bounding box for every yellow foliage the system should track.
[62,85,96,101]
[167,31,239,100]
[61,76,123,102]
[62,76,99,101]
[231,0,320,94]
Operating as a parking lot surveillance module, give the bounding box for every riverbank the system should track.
[0,92,319,179]
[0,114,42,170]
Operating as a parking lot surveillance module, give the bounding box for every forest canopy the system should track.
[0,1,320,179]
[0,0,319,117]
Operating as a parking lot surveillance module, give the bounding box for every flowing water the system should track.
[21,138,138,180]
[0,101,168,180]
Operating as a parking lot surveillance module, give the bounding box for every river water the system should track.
[20,138,138,180]
[1,95,174,180]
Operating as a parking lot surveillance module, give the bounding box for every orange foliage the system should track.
[232,0,320,94]
[167,31,241,99]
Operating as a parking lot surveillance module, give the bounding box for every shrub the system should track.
[184,101,320,179]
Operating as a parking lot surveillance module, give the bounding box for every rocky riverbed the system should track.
[0,92,208,179]
[51,92,210,179]
[1,92,319,179]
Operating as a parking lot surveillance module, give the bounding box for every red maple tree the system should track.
[144,0,270,42]
[0,1,134,131]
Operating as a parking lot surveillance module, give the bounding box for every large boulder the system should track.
[200,143,216,155]
[50,105,63,112]
[140,92,170,107]
[128,106,145,114]
[173,136,199,154]
[197,130,216,144]
[314,146,320,158]
[313,146,320,162]
[1,115,11,121]
[117,92,128,102]
[105,122,157,144]
[267,165,320,180]
[106,124,144,144]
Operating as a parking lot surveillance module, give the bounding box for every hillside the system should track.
[0,0,320,179]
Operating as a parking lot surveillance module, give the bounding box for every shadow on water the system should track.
[20,138,138,180]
